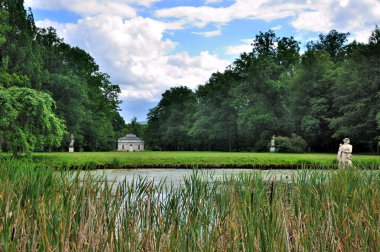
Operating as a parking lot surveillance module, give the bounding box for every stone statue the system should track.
[337,138,352,167]
[270,135,276,152]
[69,134,74,152]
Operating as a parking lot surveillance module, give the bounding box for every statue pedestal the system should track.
[69,147,74,153]
[270,147,275,152]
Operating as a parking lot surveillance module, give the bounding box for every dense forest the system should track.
[0,0,125,153]
[144,28,380,153]
[0,1,379,154]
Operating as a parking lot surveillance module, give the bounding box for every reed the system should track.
[0,159,379,251]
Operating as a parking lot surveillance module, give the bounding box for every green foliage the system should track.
[0,2,125,152]
[147,27,379,153]
[308,29,350,62]
[0,8,10,46]
[0,71,31,88]
[189,71,238,151]
[275,134,308,153]
[146,86,196,150]
[289,48,339,151]
[0,87,65,154]
[1,1,379,153]
[125,117,145,139]
[329,26,380,151]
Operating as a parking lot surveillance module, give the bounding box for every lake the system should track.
[80,168,333,188]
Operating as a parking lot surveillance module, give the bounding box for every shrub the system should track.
[111,158,121,168]
[275,134,308,153]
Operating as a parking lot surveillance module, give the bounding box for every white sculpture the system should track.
[69,134,74,152]
[270,135,276,152]
[337,138,352,167]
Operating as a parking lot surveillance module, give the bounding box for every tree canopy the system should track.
[146,28,380,153]
[0,1,378,153]
[0,0,126,152]
[0,87,65,154]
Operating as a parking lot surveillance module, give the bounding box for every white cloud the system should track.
[26,0,161,9]
[25,0,144,17]
[204,0,224,4]
[347,27,373,43]
[225,44,251,55]
[155,0,380,44]
[224,38,253,55]
[193,29,221,37]
[271,25,282,31]
[36,15,230,101]
[154,0,304,28]
[29,0,380,120]
[339,0,350,8]
[291,10,332,32]
[128,0,161,7]
[290,0,380,43]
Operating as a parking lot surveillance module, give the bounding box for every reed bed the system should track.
[0,159,379,251]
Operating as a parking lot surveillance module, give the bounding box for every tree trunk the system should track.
[228,125,231,152]
[208,136,211,151]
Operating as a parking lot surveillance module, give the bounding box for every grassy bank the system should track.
[1,151,379,169]
[0,160,379,251]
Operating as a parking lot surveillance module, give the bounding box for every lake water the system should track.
[80,168,328,188]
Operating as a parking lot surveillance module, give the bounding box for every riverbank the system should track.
[1,151,379,169]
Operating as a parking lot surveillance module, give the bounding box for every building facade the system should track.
[117,134,144,151]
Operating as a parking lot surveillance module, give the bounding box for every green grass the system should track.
[1,151,378,169]
[0,160,379,251]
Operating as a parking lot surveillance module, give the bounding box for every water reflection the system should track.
[81,169,318,188]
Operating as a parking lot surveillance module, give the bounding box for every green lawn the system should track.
[2,151,376,168]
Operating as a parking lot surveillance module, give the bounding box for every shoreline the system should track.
[58,163,380,170]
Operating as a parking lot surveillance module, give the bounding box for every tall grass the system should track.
[0,159,379,251]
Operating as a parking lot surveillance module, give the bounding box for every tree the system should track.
[0,2,125,152]
[1,1,44,89]
[289,51,337,151]
[308,30,350,62]
[251,30,277,57]
[146,86,195,150]
[191,71,239,151]
[329,26,380,151]
[232,31,296,150]
[144,28,379,153]
[125,117,145,138]
[0,87,65,155]
[0,8,10,53]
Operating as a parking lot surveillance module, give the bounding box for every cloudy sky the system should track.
[25,0,380,122]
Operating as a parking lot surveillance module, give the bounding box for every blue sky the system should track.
[25,0,380,122]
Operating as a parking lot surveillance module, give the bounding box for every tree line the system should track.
[0,1,379,154]
[144,28,380,153]
[0,0,125,153]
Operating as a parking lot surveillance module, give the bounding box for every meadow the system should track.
[2,151,378,169]
[0,159,379,251]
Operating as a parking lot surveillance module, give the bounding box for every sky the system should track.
[24,0,380,122]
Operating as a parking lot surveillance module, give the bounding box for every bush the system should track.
[275,134,308,153]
